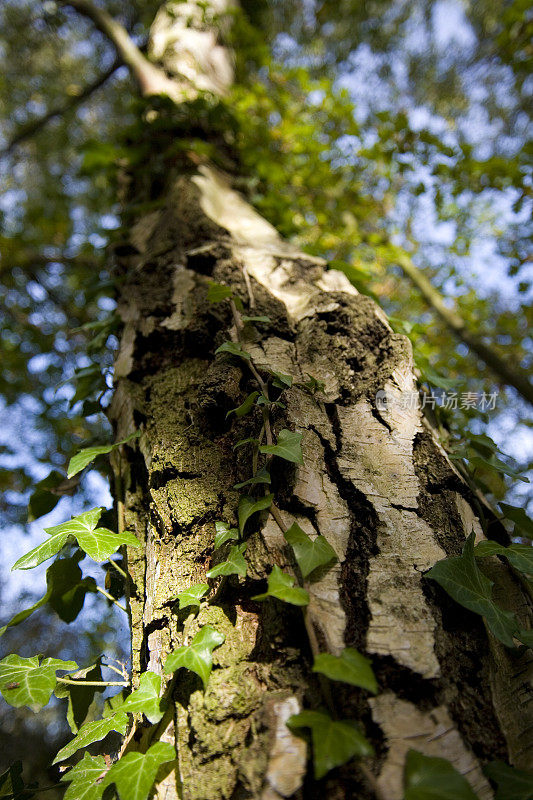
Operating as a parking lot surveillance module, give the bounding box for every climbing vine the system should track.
[0,281,532,800]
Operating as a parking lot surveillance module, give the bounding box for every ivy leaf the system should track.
[483,760,533,800]
[260,429,304,464]
[67,432,139,478]
[226,391,259,419]
[312,648,377,693]
[284,522,337,579]
[287,710,373,779]
[172,583,210,609]
[238,493,273,533]
[271,371,293,388]
[214,521,239,549]
[13,508,140,570]
[164,626,225,688]
[61,753,106,800]
[215,341,251,360]
[53,712,129,763]
[104,742,175,800]
[404,749,479,800]
[303,374,325,394]
[499,503,533,539]
[115,671,165,724]
[207,282,233,303]
[426,533,519,647]
[474,540,533,577]
[0,654,77,712]
[233,437,259,451]
[54,661,105,733]
[241,314,271,323]
[207,543,247,579]
[27,470,74,522]
[234,468,271,490]
[252,565,309,606]
[468,455,529,483]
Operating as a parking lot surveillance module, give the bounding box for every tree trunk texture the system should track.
[106,2,533,799]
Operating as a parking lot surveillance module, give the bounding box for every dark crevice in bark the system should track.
[150,467,203,489]
[140,616,169,673]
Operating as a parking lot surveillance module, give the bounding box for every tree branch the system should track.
[397,255,533,406]
[58,0,182,101]
[1,60,120,157]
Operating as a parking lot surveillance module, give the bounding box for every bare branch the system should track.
[1,60,120,157]
[58,0,182,101]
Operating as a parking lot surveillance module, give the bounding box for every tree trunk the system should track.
[104,2,533,798]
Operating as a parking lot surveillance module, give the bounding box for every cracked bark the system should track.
[96,1,533,798]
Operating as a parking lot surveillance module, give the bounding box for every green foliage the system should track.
[252,564,309,606]
[206,543,247,578]
[0,554,96,635]
[474,540,533,577]
[12,507,140,570]
[0,654,77,711]
[483,760,533,800]
[403,750,479,800]
[270,371,293,388]
[226,391,259,419]
[287,710,373,779]
[117,671,165,725]
[103,742,175,800]
[27,470,73,522]
[312,648,377,693]
[0,761,34,800]
[172,583,210,610]
[234,467,271,489]
[164,626,225,689]
[53,712,129,763]
[238,493,273,533]
[259,429,303,464]
[67,431,139,478]
[61,753,107,800]
[215,341,251,360]
[54,661,105,733]
[207,282,233,302]
[500,503,533,539]
[426,533,521,648]
[213,521,239,549]
[284,522,337,579]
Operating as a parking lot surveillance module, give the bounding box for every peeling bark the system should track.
[102,2,533,798]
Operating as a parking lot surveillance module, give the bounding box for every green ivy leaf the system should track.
[104,742,175,800]
[468,455,528,483]
[241,314,271,323]
[115,671,165,724]
[215,341,251,360]
[233,437,259,451]
[67,432,139,478]
[252,565,309,606]
[260,429,303,464]
[312,648,377,693]
[270,371,293,388]
[234,468,271,490]
[214,521,239,549]
[61,753,106,800]
[284,522,337,579]
[0,555,97,636]
[54,660,105,733]
[207,543,247,579]
[172,583,210,609]
[426,533,519,647]
[13,508,140,570]
[226,391,259,419]
[27,470,71,522]
[302,374,325,394]
[499,503,533,539]
[238,493,273,533]
[483,760,533,800]
[207,282,233,303]
[287,710,373,779]
[474,540,533,577]
[53,712,129,763]
[0,654,77,712]
[164,626,225,688]
[404,749,479,800]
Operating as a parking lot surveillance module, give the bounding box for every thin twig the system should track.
[96,585,128,613]
[57,677,129,687]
